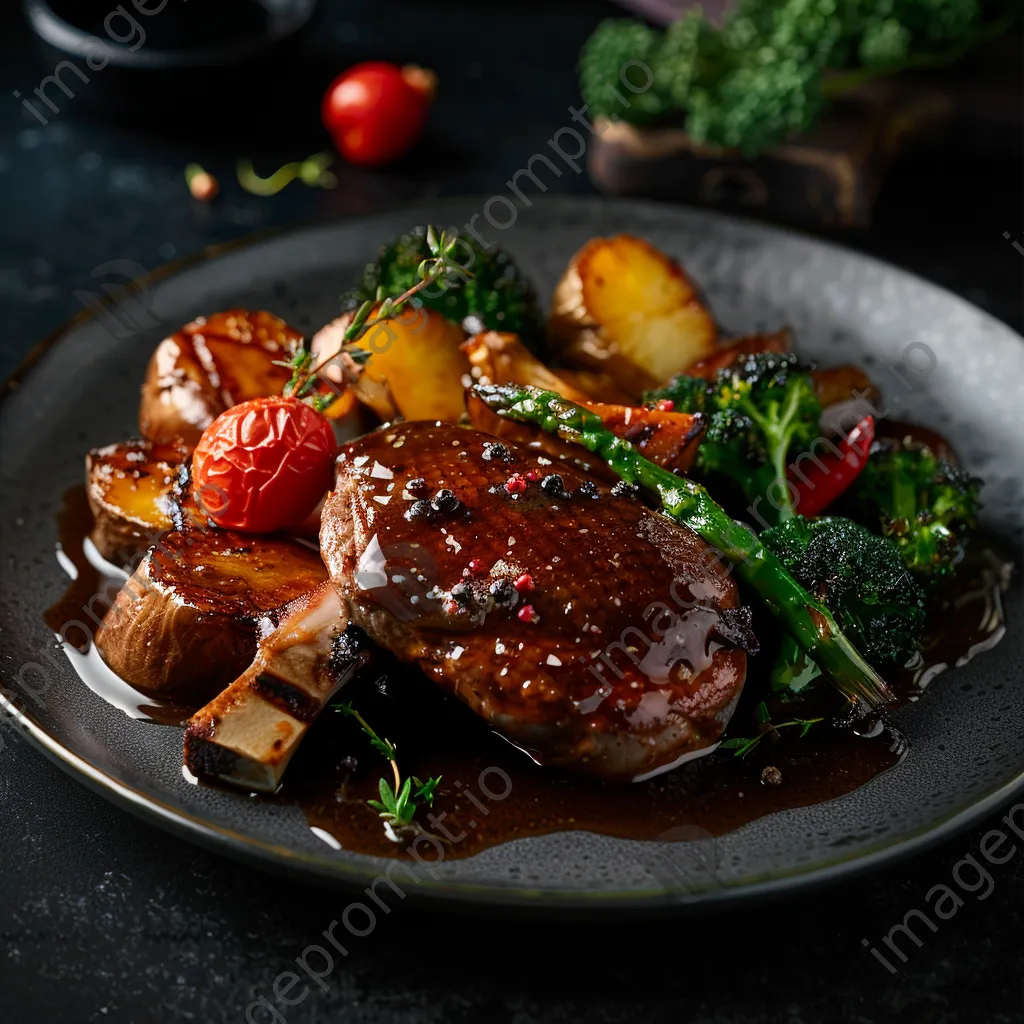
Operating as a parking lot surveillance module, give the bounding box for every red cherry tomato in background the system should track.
[192,397,337,534]
[322,61,435,167]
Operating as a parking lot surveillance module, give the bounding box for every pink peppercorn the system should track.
[517,603,538,624]
[504,473,527,495]
[514,573,534,593]
[525,469,541,482]
[467,558,487,576]
[655,399,675,412]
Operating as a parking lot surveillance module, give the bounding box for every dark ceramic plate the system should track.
[2,197,1022,911]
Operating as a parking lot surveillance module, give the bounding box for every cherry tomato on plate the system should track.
[322,61,436,167]
[192,396,337,534]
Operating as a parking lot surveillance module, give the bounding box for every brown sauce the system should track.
[46,485,1013,859]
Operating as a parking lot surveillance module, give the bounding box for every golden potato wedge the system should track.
[549,235,717,399]
[95,529,328,703]
[86,438,202,564]
[139,310,299,445]
[311,305,469,423]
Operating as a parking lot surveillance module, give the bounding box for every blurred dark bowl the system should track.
[22,0,321,125]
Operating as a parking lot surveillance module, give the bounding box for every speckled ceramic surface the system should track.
[1,196,1022,911]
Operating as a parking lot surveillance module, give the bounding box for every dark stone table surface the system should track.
[1,2,1022,1022]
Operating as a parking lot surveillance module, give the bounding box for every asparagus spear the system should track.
[472,383,892,710]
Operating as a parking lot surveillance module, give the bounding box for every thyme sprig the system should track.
[283,226,467,411]
[334,701,443,842]
[719,701,823,759]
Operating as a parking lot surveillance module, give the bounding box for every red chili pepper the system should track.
[790,414,875,517]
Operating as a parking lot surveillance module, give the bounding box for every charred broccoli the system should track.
[647,352,821,525]
[762,514,926,668]
[343,226,544,348]
[851,441,982,581]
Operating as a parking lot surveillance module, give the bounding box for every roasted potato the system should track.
[684,329,793,381]
[462,331,592,402]
[552,369,635,405]
[549,235,717,399]
[461,331,704,473]
[311,305,469,423]
[139,310,299,446]
[95,530,327,702]
[86,439,200,564]
[679,329,877,409]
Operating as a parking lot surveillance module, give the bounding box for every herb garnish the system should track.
[282,225,468,412]
[719,701,823,759]
[334,701,443,842]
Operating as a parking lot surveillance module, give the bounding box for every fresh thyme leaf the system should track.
[720,712,824,759]
[285,226,467,407]
[331,701,445,839]
[412,776,442,806]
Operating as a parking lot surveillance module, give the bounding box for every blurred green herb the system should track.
[237,152,337,196]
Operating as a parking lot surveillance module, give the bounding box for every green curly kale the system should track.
[579,0,1014,154]
[343,226,544,348]
[647,352,822,524]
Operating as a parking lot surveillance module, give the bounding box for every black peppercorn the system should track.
[404,500,433,522]
[540,473,564,497]
[482,442,512,462]
[431,488,460,514]
[406,477,428,496]
[611,480,639,498]
[489,578,516,606]
[578,480,599,498]
[450,581,473,605]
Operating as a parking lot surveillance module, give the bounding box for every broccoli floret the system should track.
[579,19,669,126]
[578,0,1003,155]
[762,514,926,667]
[851,441,982,581]
[343,226,544,348]
[647,352,821,524]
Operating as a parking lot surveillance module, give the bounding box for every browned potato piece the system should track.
[95,530,328,703]
[549,235,717,399]
[86,438,201,564]
[311,306,469,423]
[552,369,635,405]
[139,310,299,445]
[462,331,592,401]
[811,365,878,409]
[684,329,793,381]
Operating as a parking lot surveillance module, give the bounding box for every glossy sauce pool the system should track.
[47,485,1011,859]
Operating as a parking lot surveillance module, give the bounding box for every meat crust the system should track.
[320,423,750,781]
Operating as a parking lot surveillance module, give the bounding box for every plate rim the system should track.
[3,193,1023,912]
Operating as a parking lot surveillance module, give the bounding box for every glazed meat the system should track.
[320,423,753,781]
[96,530,327,701]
